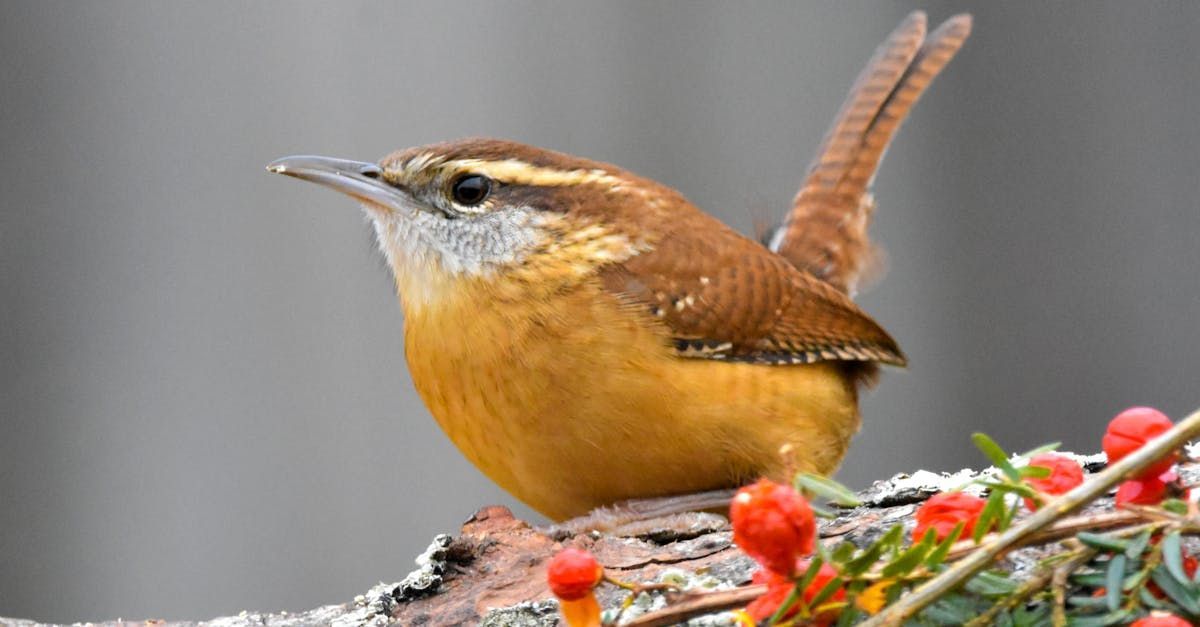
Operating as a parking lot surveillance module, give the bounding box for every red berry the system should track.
[1102,407,1177,480]
[1115,477,1168,506]
[730,479,817,575]
[1130,613,1192,627]
[1023,453,1085,511]
[546,548,602,601]
[1116,470,1190,507]
[746,561,844,626]
[913,492,987,542]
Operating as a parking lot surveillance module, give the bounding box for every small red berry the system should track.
[913,492,987,542]
[1115,477,1168,506]
[1130,613,1192,627]
[730,479,817,575]
[1102,407,1177,480]
[1115,470,1191,507]
[746,560,845,626]
[546,548,603,601]
[1023,453,1085,511]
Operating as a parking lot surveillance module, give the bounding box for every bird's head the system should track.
[269,138,681,309]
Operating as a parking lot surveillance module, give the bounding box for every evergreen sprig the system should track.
[624,406,1200,627]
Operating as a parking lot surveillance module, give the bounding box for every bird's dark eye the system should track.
[450,174,492,206]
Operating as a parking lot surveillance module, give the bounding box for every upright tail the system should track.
[768,12,972,295]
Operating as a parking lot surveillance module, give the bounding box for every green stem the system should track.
[1051,542,1081,627]
[768,585,803,625]
[861,405,1200,627]
[1124,538,1163,612]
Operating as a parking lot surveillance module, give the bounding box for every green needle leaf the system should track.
[795,555,824,599]
[978,481,1040,498]
[972,433,1020,481]
[1017,465,1052,479]
[1123,565,1151,591]
[834,605,861,627]
[973,491,1005,542]
[1151,565,1200,615]
[1067,595,1109,609]
[810,576,844,608]
[767,585,802,626]
[882,534,934,577]
[794,472,862,507]
[1066,609,1131,627]
[1139,585,1173,609]
[921,597,974,625]
[1162,498,1189,515]
[998,497,1021,532]
[1125,528,1153,560]
[845,525,903,576]
[831,540,856,564]
[1077,532,1131,553]
[925,522,965,568]
[1070,572,1108,588]
[964,570,1018,597]
[1104,554,1126,612]
[1162,531,1189,583]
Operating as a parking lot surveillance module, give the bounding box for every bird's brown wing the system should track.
[769,12,972,295]
[599,219,906,366]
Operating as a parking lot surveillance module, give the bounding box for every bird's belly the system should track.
[404,285,861,520]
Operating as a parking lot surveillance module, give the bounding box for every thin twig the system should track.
[861,405,1200,626]
[1123,536,1164,612]
[1052,540,1089,627]
[942,510,1141,561]
[606,576,683,625]
[622,585,766,627]
[1050,572,1068,625]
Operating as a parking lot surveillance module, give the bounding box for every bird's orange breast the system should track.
[402,272,862,521]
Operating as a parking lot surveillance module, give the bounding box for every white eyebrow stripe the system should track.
[442,159,624,188]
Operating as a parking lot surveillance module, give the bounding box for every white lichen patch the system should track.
[204,605,350,627]
[329,534,452,627]
[479,600,559,626]
[858,468,988,507]
[394,534,453,599]
[859,451,1109,509]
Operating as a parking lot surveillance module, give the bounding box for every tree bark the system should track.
[2,453,1138,627]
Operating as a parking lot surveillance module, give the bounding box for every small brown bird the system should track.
[268,12,970,521]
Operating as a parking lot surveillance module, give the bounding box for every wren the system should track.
[268,12,970,521]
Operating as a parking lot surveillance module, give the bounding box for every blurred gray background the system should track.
[2,1,1198,622]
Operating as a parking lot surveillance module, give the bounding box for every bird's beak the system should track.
[266,155,406,212]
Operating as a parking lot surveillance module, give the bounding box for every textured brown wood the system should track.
[773,12,972,295]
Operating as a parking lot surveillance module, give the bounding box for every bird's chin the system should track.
[359,201,394,223]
